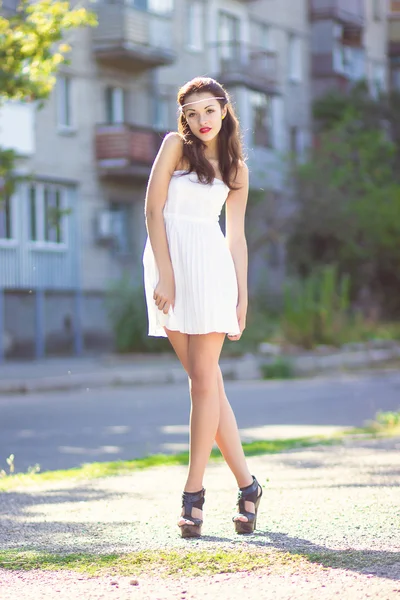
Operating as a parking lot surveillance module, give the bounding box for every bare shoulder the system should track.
[161,132,184,157]
[232,161,249,189]
[153,132,184,175]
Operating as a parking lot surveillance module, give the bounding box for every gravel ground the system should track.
[0,436,399,599]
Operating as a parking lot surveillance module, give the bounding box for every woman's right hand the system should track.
[153,276,175,314]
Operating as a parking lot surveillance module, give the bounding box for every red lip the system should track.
[200,127,211,134]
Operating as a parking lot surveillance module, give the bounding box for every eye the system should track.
[187,113,195,118]
[207,109,215,114]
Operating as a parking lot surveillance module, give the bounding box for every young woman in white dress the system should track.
[143,77,262,538]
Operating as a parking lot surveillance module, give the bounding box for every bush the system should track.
[261,357,294,380]
[105,276,171,353]
[282,265,350,349]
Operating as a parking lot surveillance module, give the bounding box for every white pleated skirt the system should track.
[143,215,240,337]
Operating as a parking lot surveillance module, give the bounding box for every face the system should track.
[182,93,227,143]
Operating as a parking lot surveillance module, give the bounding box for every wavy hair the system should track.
[177,77,244,190]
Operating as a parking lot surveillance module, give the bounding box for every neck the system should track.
[203,136,219,160]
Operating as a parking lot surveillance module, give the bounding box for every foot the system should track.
[178,488,205,527]
[178,505,203,527]
[233,477,262,523]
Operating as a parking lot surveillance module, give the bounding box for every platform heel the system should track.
[179,488,205,538]
[233,476,262,535]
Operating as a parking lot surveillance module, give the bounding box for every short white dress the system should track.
[142,170,240,337]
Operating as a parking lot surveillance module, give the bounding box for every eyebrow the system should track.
[185,104,216,113]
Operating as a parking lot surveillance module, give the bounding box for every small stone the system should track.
[110,581,118,586]
[130,579,139,586]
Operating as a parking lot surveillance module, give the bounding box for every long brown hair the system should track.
[177,77,244,190]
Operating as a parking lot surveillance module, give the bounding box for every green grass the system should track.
[0,436,342,492]
[1,411,399,492]
[0,548,304,578]
[1,546,398,579]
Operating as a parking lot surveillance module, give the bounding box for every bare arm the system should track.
[225,163,249,337]
[144,132,182,314]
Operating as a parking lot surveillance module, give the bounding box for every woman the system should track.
[143,77,262,538]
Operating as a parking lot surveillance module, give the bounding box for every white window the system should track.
[155,94,171,130]
[288,35,302,83]
[371,64,386,97]
[250,91,273,149]
[29,183,68,247]
[105,87,125,124]
[110,203,132,255]
[186,1,204,52]
[219,11,240,62]
[57,75,74,130]
[148,0,173,13]
[0,195,14,241]
[372,0,381,20]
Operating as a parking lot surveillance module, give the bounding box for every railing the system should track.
[213,42,278,92]
[92,2,175,69]
[309,0,365,27]
[95,123,167,173]
[389,0,400,16]
[312,45,366,81]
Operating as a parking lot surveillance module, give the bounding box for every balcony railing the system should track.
[92,2,176,71]
[312,45,366,81]
[309,0,365,28]
[213,42,279,95]
[95,124,166,179]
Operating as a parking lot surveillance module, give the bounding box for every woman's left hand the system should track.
[227,301,247,342]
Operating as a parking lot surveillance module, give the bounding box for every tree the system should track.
[288,114,400,317]
[0,0,96,197]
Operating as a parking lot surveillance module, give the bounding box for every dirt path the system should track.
[1,437,399,599]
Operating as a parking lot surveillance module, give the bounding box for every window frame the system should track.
[250,91,273,149]
[288,34,302,83]
[27,183,69,251]
[105,86,126,124]
[57,75,75,134]
[186,0,204,53]
[0,192,18,247]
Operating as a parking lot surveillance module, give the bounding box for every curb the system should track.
[0,345,399,395]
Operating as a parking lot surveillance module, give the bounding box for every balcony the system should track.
[312,44,366,81]
[309,0,365,28]
[389,1,400,57]
[95,124,166,179]
[92,2,176,72]
[213,42,279,95]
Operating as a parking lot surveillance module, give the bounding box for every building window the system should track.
[372,0,381,20]
[110,203,132,255]
[57,75,73,130]
[0,196,13,240]
[288,35,302,82]
[105,87,125,124]
[155,94,171,130]
[250,91,272,148]
[29,183,68,247]
[147,0,173,13]
[186,0,204,52]
[218,11,240,63]
[29,185,37,241]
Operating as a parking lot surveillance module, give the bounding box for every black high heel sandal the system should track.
[233,476,262,534]
[179,488,205,538]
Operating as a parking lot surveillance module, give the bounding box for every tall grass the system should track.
[282,265,350,349]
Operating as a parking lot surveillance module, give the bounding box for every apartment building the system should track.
[0,0,389,360]
[310,0,388,99]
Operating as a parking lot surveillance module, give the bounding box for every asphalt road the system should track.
[0,371,399,473]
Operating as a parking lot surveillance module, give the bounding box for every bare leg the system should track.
[185,332,225,492]
[165,330,258,524]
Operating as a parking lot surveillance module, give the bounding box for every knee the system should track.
[189,364,218,397]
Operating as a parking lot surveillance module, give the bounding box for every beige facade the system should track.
[0,0,391,355]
